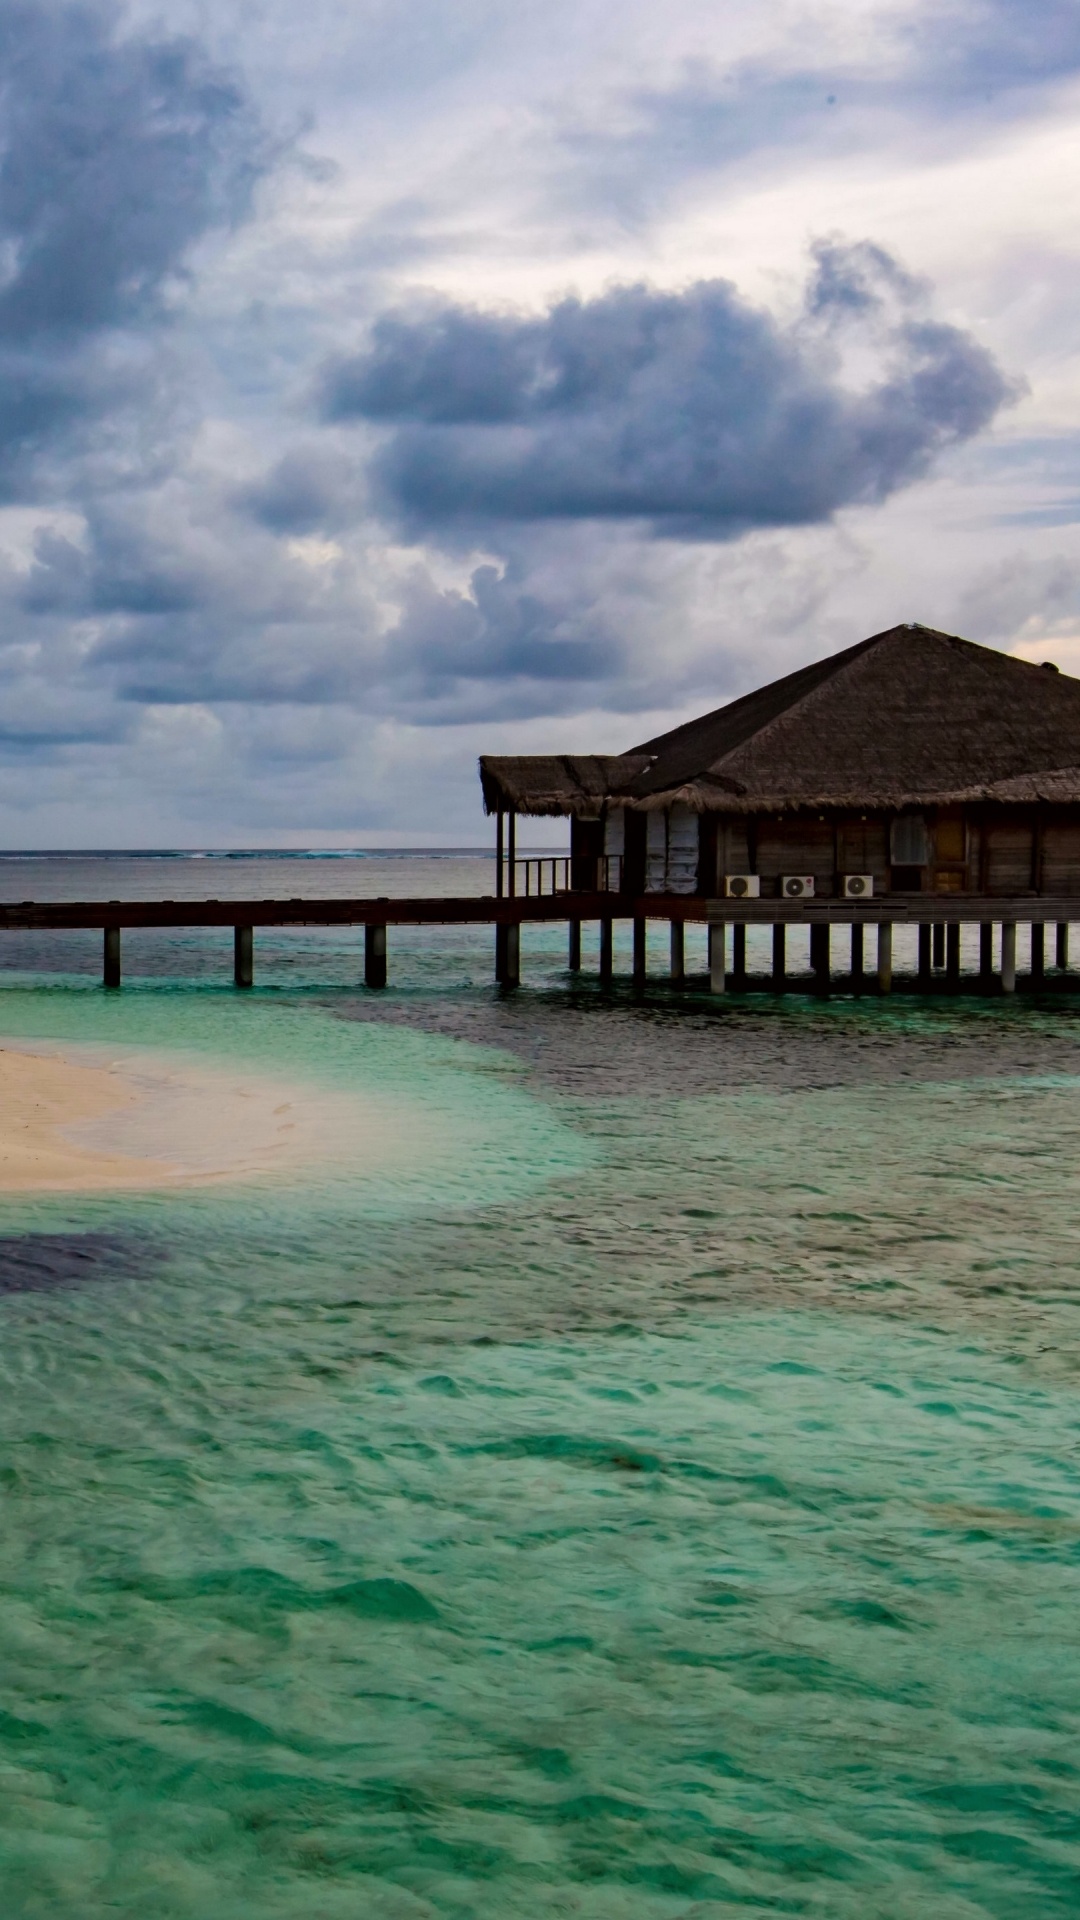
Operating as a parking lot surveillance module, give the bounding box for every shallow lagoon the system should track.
[0,856,1078,1917]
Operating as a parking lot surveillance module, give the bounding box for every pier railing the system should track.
[512,856,570,897]
[504,854,622,896]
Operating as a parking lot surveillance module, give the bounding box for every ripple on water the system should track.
[0,987,1076,1917]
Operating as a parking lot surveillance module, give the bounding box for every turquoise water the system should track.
[0,858,1078,1916]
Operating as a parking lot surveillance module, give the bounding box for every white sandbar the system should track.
[0,1039,394,1191]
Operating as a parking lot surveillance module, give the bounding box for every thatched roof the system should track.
[479,625,1080,815]
[478,753,652,817]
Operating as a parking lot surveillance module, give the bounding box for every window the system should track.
[890,815,929,866]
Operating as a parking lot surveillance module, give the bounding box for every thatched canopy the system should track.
[479,625,1080,816]
[478,754,651,817]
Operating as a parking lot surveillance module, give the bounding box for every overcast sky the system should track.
[0,0,1076,846]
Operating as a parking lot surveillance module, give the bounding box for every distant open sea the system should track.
[0,851,1077,1918]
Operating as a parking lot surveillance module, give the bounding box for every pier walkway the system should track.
[0,892,1077,993]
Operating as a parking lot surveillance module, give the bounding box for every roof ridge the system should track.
[704,624,933,777]
[629,625,917,796]
[629,629,886,760]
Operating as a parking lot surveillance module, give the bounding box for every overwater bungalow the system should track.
[480,623,1080,902]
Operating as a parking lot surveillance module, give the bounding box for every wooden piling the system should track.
[731,923,747,990]
[632,916,647,982]
[877,922,893,995]
[771,923,786,992]
[1057,922,1070,970]
[850,922,864,994]
[568,919,582,971]
[708,922,726,994]
[103,926,121,990]
[945,922,960,990]
[932,922,946,970]
[234,923,254,989]
[918,923,932,989]
[980,922,994,990]
[599,917,613,982]
[1001,921,1017,994]
[495,922,508,983]
[364,922,386,990]
[810,922,830,995]
[669,920,685,985]
[503,921,520,988]
[1030,921,1045,986]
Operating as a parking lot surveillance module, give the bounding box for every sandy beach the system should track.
[0,1044,182,1191]
[0,1038,385,1192]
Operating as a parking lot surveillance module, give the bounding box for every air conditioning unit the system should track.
[723,874,760,898]
[842,873,874,899]
[781,875,815,898]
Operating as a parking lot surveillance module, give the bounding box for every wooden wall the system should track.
[713,805,1080,897]
[579,803,1080,896]
[1040,819,1080,894]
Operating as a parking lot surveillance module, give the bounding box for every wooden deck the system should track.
[0,892,1075,991]
[1,890,1078,931]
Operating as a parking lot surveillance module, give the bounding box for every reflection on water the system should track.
[0,885,1077,1916]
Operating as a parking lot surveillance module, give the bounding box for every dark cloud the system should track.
[322,241,1016,536]
[238,446,358,533]
[0,0,269,494]
[383,558,622,722]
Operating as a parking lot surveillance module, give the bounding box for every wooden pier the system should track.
[0,892,1076,993]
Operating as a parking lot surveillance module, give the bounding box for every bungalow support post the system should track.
[568,919,581,971]
[731,924,746,989]
[495,920,520,988]
[1057,923,1070,970]
[709,921,726,993]
[850,922,864,993]
[810,923,830,995]
[1031,922,1045,985]
[918,924,932,989]
[632,917,647,982]
[1001,922,1017,993]
[980,923,994,990]
[669,920,685,985]
[599,917,613,982]
[771,923,786,992]
[877,922,893,994]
